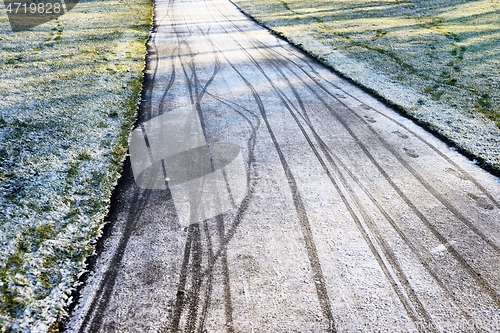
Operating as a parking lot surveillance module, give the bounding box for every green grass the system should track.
[0,0,152,331]
[232,0,500,172]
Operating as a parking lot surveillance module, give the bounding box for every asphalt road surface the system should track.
[67,0,500,331]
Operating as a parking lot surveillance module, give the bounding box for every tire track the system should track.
[175,94,260,332]
[248,45,482,324]
[78,176,164,332]
[202,7,433,328]
[166,3,222,328]
[270,55,479,325]
[204,2,500,325]
[144,0,176,121]
[256,61,436,331]
[227,38,434,330]
[300,76,500,309]
[215,214,235,333]
[243,23,500,222]
[204,0,450,329]
[168,2,260,330]
[233,27,500,310]
[215,52,337,331]
[159,3,262,330]
[76,5,173,324]
[280,46,500,214]
[292,56,500,211]
[189,6,338,323]
[170,224,195,331]
[69,0,500,331]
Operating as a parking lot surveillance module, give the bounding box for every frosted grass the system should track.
[0,0,152,330]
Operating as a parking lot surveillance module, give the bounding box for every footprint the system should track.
[467,193,495,210]
[403,147,419,158]
[392,130,409,139]
[364,115,377,123]
[361,104,371,110]
[445,167,468,180]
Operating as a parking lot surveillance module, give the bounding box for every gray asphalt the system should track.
[67,0,500,331]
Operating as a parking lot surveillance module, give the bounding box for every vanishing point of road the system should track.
[67,0,500,331]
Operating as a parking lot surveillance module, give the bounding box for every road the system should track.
[67,0,500,331]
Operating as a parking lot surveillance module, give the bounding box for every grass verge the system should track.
[231,0,500,173]
[0,0,152,331]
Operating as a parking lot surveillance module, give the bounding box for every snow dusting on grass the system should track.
[0,0,152,331]
[231,0,500,172]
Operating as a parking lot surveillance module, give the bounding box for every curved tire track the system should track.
[66,0,500,332]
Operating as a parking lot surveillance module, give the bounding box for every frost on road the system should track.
[68,0,500,331]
